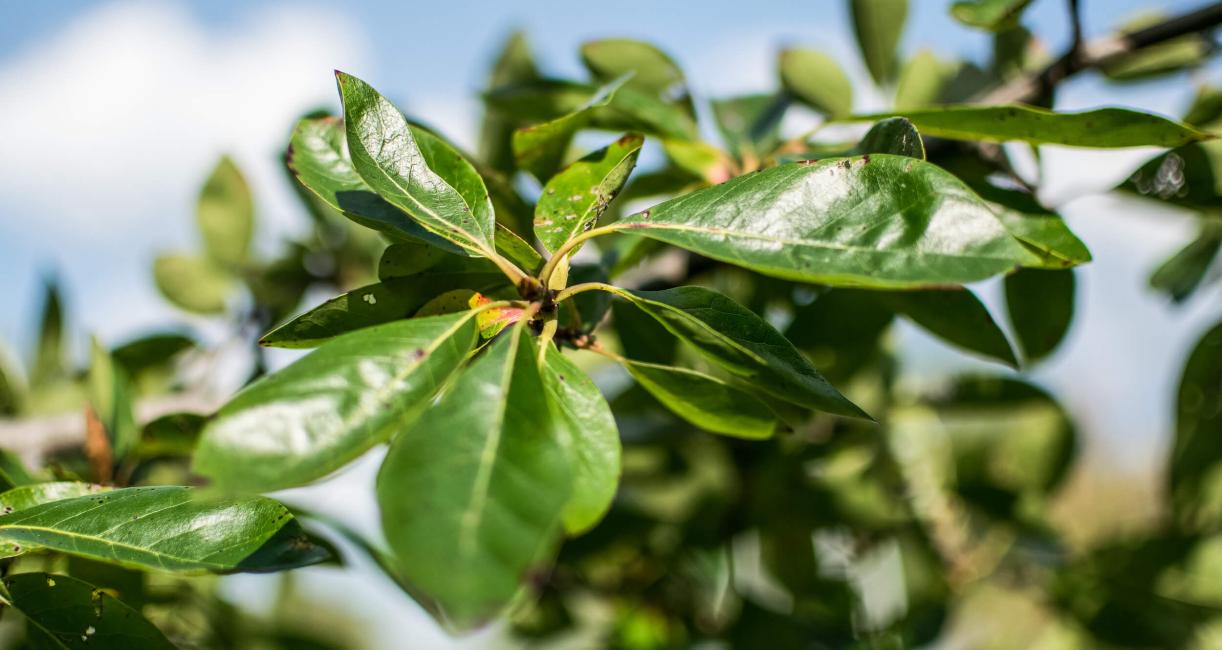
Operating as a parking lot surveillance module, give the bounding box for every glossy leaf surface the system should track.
[542,347,620,534]
[5,572,174,649]
[535,134,642,254]
[856,105,1211,148]
[0,482,109,557]
[974,183,1091,268]
[623,360,779,439]
[196,313,479,492]
[614,286,867,418]
[288,116,460,252]
[0,487,330,573]
[337,72,496,256]
[377,325,571,629]
[260,268,504,348]
[613,156,1033,288]
[856,117,925,158]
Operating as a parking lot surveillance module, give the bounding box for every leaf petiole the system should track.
[538,224,624,287]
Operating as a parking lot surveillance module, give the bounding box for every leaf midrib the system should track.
[358,95,494,254]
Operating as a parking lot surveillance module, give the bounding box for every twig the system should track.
[981,1,1222,105]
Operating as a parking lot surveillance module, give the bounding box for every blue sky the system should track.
[1,1,1220,645]
[0,0,1217,458]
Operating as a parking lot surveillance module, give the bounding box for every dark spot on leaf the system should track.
[640,210,650,220]
[862,154,871,164]
[798,159,819,165]
[413,348,427,360]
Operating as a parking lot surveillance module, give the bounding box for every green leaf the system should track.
[611,286,867,418]
[0,450,36,492]
[260,267,505,349]
[535,134,642,254]
[111,333,194,378]
[542,346,620,534]
[152,254,232,315]
[0,486,330,573]
[376,240,451,280]
[1101,14,1211,82]
[479,31,540,174]
[1149,223,1222,303]
[4,572,174,649]
[197,312,479,492]
[950,0,1034,31]
[879,288,1018,367]
[31,279,66,387]
[854,105,1212,148]
[1170,320,1222,530]
[87,338,138,461]
[0,482,110,557]
[0,352,21,417]
[336,71,496,256]
[580,39,688,102]
[711,93,786,159]
[973,183,1091,268]
[621,359,779,439]
[134,413,205,459]
[610,300,678,365]
[197,156,253,270]
[779,49,853,118]
[287,116,462,253]
[512,75,628,181]
[856,117,925,158]
[785,289,894,383]
[493,225,545,274]
[612,156,1033,288]
[850,0,908,85]
[894,49,952,110]
[377,324,571,629]
[1005,268,1075,363]
[1119,141,1222,211]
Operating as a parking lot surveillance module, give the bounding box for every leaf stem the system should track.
[484,249,528,287]
[538,224,624,287]
[554,282,620,303]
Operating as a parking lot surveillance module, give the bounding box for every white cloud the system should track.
[0,0,369,344]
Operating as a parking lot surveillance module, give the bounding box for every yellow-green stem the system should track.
[554,282,620,303]
[538,224,623,287]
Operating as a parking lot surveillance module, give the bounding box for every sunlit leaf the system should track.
[542,346,620,534]
[377,323,571,629]
[196,156,253,270]
[535,133,642,254]
[779,49,853,117]
[0,487,331,573]
[611,156,1033,288]
[854,104,1212,147]
[197,312,479,491]
[621,359,779,439]
[337,71,497,256]
[850,0,908,85]
[611,286,868,418]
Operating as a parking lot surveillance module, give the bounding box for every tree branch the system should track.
[981,1,1222,105]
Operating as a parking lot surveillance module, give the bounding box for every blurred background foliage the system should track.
[0,0,1221,647]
